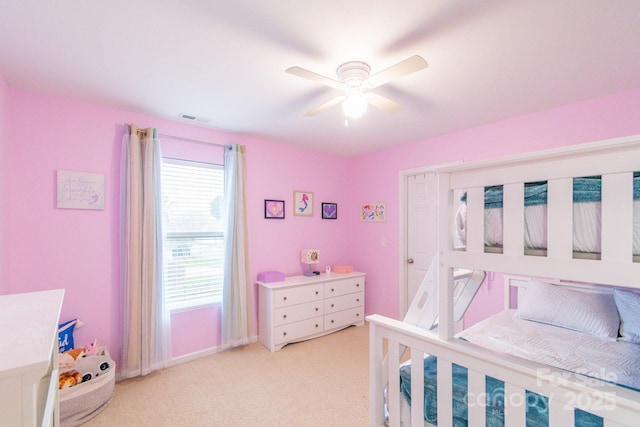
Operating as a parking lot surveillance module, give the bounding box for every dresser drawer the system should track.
[274,301,323,326]
[324,291,364,313]
[324,277,364,298]
[258,272,365,351]
[274,284,324,308]
[274,316,323,345]
[324,306,364,330]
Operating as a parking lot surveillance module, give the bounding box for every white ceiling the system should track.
[1,1,639,157]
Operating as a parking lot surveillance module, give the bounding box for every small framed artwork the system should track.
[322,202,337,219]
[264,199,285,219]
[57,170,105,210]
[293,190,313,216]
[360,202,386,222]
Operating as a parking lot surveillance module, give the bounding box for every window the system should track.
[161,158,224,310]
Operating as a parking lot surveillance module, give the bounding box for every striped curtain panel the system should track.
[120,123,171,377]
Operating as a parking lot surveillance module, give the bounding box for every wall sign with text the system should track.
[57,170,105,210]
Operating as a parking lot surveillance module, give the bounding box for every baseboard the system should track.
[168,345,221,366]
[168,334,258,367]
[115,335,258,382]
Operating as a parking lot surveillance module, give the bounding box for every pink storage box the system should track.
[258,271,285,282]
[332,265,353,273]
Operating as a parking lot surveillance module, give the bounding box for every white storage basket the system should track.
[59,349,115,427]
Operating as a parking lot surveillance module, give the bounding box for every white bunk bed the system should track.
[368,134,640,427]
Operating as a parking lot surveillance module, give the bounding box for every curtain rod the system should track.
[135,128,226,148]
[158,133,227,149]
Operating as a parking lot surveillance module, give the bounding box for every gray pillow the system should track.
[516,279,620,339]
[614,288,640,344]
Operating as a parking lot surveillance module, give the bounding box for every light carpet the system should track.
[83,324,369,426]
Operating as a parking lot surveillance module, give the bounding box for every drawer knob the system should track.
[331,320,334,324]
[331,304,334,308]
[315,324,319,328]
[283,332,287,336]
[331,288,334,292]
[315,307,319,311]
[356,313,360,317]
[283,296,287,301]
[315,291,319,295]
[356,299,360,302]
[283,314,287,319]
[357,283,360,287]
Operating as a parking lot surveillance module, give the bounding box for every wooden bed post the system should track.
[437,172,455,340]
[368,320,385,426]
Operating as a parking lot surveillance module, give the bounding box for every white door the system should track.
[405,173,438,314]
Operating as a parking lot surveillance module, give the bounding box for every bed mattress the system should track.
[458,309,640,390]
[455,201,640,256]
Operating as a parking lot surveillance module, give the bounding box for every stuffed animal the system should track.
[59,370,82,389]
[67,347,84,360]
[73,345,113,383]
[58,353,76,370]
[58,347,84,371]
[84,339,99,356]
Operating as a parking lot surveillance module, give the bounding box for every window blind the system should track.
[161,158,224,310]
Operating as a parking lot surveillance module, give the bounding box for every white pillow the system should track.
[613,288,640,344]
[515,279,620,339]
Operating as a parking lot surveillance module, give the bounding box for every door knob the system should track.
[407,258,415,264]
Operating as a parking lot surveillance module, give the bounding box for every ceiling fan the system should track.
[286,55,428,120]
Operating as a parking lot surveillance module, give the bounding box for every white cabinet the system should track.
[258,272,365,352]
[258,272,365,351]
[0,289,64,427]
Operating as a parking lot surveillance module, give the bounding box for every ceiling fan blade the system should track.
[365,92,403,113]
[286,66,342,89]
[304,95,345,117]
[367,55,428,88]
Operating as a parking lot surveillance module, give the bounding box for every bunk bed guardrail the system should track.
[368,311,640,427]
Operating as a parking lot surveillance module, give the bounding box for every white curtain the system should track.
[120,123,171,377]
[221,144,250,350]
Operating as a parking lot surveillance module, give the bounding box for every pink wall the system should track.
[0,75,8,292]
[3,86,355,364]
[347,88,640,321]
[3,81,639,369]
[160,131,355,356]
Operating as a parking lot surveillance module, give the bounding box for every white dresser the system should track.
[258,272,365,352]
[0,289,64,427]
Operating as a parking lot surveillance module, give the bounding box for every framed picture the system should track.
[360,202,386,222]
[293,190,313,216]
[57,170,105,210]
[264,199,285,219]
[322,202,337,219]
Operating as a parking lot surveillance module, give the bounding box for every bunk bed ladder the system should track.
[378,255,486,423]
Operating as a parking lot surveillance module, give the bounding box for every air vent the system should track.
[179,113,210,123]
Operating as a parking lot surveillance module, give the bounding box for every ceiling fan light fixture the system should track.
[342,91,368,119]
[286,55,427,119]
